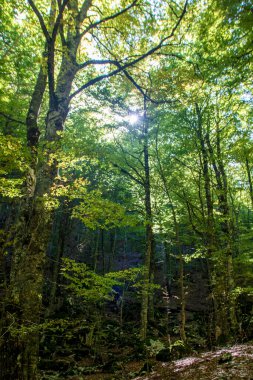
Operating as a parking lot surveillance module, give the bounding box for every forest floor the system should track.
[131,344,253,380]
[64,344,253,380]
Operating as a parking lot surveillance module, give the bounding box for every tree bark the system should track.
[195,104,225,343]
[155,123,187,342]
[140,98,155,340]
[245,156,253,209]
[197,105,237,342]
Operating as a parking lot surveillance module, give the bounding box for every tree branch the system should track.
[28,0,51,42]
[112,163,144,186]
[80,0,138,37]
[77,59,120,70]
[117,67,175,105]
[185,200,203,236]
[52,0,69,41]
[79,35,174,105]
[78,0,92,24]
[77,58,151,100]
[0,112,26,125]
[69,0,188,101]
[116,141,145,182]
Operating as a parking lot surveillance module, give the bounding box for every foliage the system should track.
[145,339,165,358]
[51,178,137,229]
[0,133,28,197]
[61,258,118,303]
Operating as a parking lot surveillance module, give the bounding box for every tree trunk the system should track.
[201,107,237,342]
[1,38,79,380]
[245,156,253,209]
[155,123,186,342]
[108,229,116,271]
[93,230,100,272]
[195,104,226,343]
[140,98,155,340]
[45,203,69,318]
[0,35,50,380]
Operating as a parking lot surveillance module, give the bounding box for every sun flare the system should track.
[127,113,139,125]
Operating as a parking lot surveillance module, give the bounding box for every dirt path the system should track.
[133,344,253,380]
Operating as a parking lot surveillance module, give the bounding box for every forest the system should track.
[0,0,253,379]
